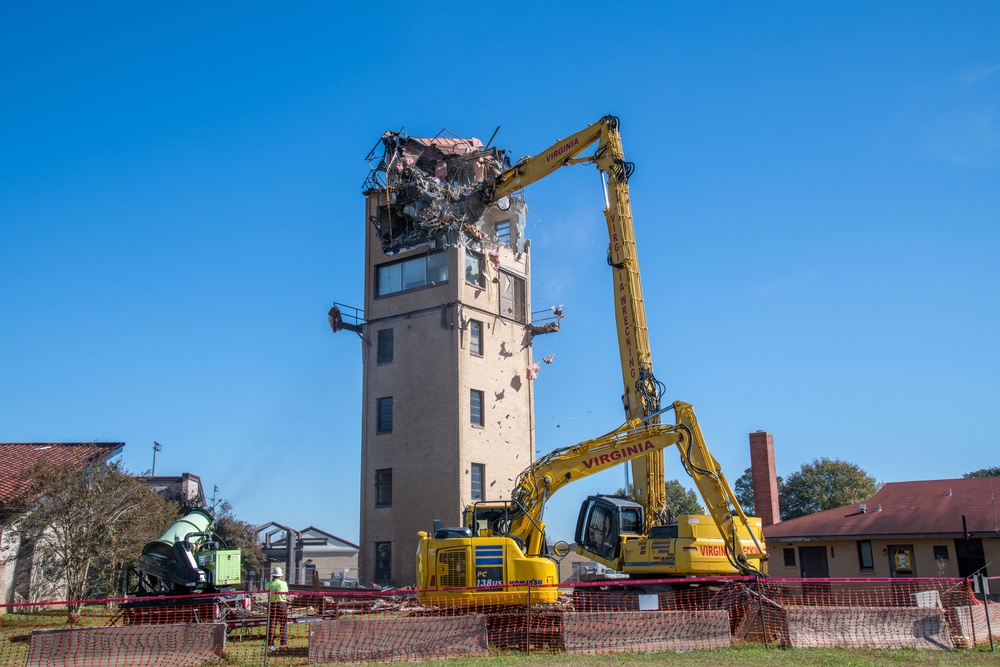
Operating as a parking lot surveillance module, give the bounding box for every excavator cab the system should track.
[575,495,644,562]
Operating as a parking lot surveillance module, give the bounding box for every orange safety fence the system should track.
[1,577,997,666]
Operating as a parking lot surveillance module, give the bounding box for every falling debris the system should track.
[542,355,554,365]
[529,305,563,336]
[526,362,540,380]
[362,130,527,256]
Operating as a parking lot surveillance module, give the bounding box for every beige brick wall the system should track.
[358,194,537,586]
[767,537,996,578]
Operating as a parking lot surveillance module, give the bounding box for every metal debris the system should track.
[363,130,524,256]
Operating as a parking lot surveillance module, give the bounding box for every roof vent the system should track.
[859,503,867,513]
[948,488,953,496]
[877,504,882,512]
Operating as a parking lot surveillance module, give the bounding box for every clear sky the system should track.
[2,2,998,545]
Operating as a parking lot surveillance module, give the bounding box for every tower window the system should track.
[465,250,485,288]
[471,463,485,501]
[499,271,526,323]
[374,542,391,584]
[377,397,393,433]
[469,320,483,356]
[376,252,448,296]
[495,220,511,246]
[377,328,393,364]
[470,389,484,427]
[375,469,392,507]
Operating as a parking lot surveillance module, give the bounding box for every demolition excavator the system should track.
[415,116,767,605]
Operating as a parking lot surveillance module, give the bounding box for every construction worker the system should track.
[265,566,289,651]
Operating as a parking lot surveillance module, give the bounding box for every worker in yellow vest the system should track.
[265,566,289,651]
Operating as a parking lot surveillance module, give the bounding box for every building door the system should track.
[955,538,987,578]
[888,544,915,577]
[799,546,829,578]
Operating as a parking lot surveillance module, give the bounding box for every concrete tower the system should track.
[340,132,554,586]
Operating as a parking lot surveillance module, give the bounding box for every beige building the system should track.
[336,132,557,586]
[763,478,997,579]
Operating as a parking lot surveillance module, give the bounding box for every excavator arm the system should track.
[491,402,766,576]
[498,418,684,557]
[483,116,666,530]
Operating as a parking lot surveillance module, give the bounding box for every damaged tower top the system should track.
[362,129,525,256]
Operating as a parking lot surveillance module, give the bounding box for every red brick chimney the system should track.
[749,430,781,526]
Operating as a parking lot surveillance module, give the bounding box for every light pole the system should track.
[152,441,162,476]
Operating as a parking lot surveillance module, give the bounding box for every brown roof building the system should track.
[0,442,124,605]
[764,477,999,579]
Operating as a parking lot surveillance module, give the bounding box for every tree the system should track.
[780,458,879,520]
[614,480,704,520]
[1,459,175,621]
[964,467,1000,478]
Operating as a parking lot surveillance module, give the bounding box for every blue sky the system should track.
[2,2,998,545]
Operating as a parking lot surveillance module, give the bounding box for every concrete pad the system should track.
[26,623,227,667]
[308,616,488,663]
[785,606,953,650]
[561,610,731,653]
[952,604,1000,648]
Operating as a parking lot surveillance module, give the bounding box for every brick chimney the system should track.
[749,430,780,526]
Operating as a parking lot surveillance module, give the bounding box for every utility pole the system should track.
[152,441,162,476]
[212,485,219,510]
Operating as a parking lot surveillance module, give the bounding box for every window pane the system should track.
[377,328,393,364]
[377,253,447,297]
[496,220,511,245]
[499,271,526,323]
[375,542,391,583]
[376,469,392,507]
[471,463,484,501]
[378,263,401,296]
[401,257,426,290]
[470,389,483,426]
[857,540,873,569]
[469,320,482,356]
[783,548,796,567]
[377,397,393,433]
[427,252,448,284]
[465,251,484,287]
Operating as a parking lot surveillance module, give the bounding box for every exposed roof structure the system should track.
[0,442,124,503]
[765,477,1000,541]
[362,129,516,255]
[256,521,360,551]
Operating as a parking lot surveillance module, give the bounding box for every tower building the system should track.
[334,131,558,586]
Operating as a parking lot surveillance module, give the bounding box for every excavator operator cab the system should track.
[464,501,516,538]
[576,495,644,561]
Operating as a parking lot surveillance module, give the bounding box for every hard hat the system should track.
[272,567,283,577]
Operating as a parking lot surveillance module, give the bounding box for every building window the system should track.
[499,270,526,323]
[376,252,448,296]
[377,328,393,364]
[465,250,485,288]
[783,548,796,567]
[375,468,392,507]
[470,389,484,427]
[469,320,483,356]
[495,220,511,246]
[933,545,949,560]
[857,540,874,571]
[374,542,391,584]
[471,463,485,501]
[377,397,393,433]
